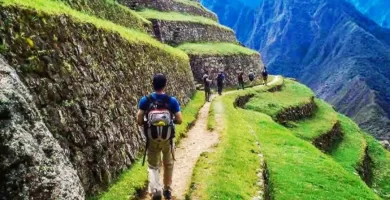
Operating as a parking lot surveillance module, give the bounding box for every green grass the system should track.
[244,109,379,200]
[177,42,258,56]
[330,114,367,175]
[173,0,203,9]
[207,100,216,131]
[245,79,314,118]
[189,96,263,199]
[175,91,205,143]
[137,9,232,31]
[364,134,390,199]
[188,78,284,199]
[289,99,338,141]
[190,79,384,199]
[56,0,151,32]
[93,161,147,200]
[2,0,188,61]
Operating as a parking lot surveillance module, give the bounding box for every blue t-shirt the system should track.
[138,93,181,114]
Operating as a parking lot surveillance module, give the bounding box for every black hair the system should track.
[153,73,167,91]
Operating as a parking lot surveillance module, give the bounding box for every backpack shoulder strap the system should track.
[145,94,155,112]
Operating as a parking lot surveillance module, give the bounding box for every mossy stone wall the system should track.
[58,0,152,33]
[0,6,195,195]
[152,19,237,45]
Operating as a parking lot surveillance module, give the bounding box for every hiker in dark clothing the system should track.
[237,71,244,90]
[203,71,212,102]
[262,67,269,86]
[216,71,225,95]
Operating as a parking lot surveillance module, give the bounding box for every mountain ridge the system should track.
[202,0,390,140]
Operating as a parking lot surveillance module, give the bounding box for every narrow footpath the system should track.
[171,100,219,199]
[142,76,281,200]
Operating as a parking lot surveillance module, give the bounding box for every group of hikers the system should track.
[136,67,269,199]
[203,67,269,101]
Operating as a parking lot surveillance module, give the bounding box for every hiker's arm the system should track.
[137,110,144,126]
[174,112,183,125]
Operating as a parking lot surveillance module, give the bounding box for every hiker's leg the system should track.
[147,141,162,193]
[162,141,174,189]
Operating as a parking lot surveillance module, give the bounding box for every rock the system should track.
[380,140,390,151]
[0,56,85,199]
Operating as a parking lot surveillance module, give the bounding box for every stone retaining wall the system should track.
[120,0,218,20]
[0,6,195,195]
[189,54,263,86]
[312,122,343,153]
[275,97,317,124]
[151,20,237,45]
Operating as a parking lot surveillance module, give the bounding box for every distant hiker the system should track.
[248,70,255,82]
[262,67,269,86]
[216,71,225,95]
[203,71,212,102]
[237,71,244,90]
[137,73,183,200]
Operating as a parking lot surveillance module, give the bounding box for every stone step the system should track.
[119,0,218,20]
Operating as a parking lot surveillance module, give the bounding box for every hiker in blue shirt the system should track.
[137,73,182,200]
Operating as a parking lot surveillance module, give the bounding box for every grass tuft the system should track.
[290,99,338,141]
[330,114,367,175]
[245,79,314,118]
[91,161,147,200]
[137,9,232,31]
[364,134,390,199]
[175,91,205,143]
[177,42,258,56]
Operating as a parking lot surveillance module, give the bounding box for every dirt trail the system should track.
[170,99,219,199]
[142,76,281,200]
[141,98,219,200]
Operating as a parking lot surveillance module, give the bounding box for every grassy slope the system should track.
[244,109,379,200]
[1,0,188,61]
[290,99,338,141]
[191,79,381,200]
[189,94,263,200]
[177,43,257,56]
[57,0,151,32]
[137,9,232,31]
[330,114,367,175]
[364,134,390,199]
[245,79,314,118]
[95,92,205,200]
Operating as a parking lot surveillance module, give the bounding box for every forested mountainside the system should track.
[202,0,390,141]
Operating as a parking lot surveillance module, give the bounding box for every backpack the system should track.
[262,68,268,76]
[217,73,224,84]
[203,75,210,88]
[249,73,255,81]
[143,94,175,142]
[238,74,243,82]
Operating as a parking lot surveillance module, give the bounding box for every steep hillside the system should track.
[202,0,390,141]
